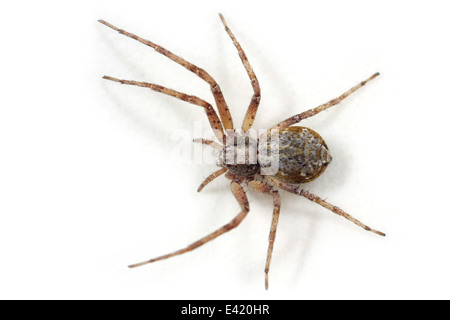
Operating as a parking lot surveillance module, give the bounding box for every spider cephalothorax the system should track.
[221,134,260,177]
[100,14,384,289]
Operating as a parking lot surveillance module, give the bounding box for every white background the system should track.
[1,0,449,299]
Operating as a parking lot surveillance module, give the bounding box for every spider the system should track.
[99,14,385,289]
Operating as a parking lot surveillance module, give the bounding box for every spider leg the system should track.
[197,167,228,192]
[265,177,385,236]
[247,180,281,290]
[128,180,249,268]
[103,76,224,141]
[272,73,380,129]
[219,14,261,132]
[99,20,234,132]
[193,138,223,150]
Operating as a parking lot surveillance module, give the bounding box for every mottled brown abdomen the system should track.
[259,127,332,183]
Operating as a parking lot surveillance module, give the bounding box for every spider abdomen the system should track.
[260,127,332,183]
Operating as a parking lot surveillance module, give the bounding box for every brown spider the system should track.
[99,14,385,289]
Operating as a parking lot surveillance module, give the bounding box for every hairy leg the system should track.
[193,138,223,150]
[129,180,249,268]
[265,177,385,236]
[197,167,228,192]
[247,179,281,290]
[99,19,234,131]
[219,14,261,131]
[272,73,379,129]
[103,76,224,140]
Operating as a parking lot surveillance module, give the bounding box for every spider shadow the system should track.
[211,18,300,128]
[280,190,320,282]
[98,25,201,148]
